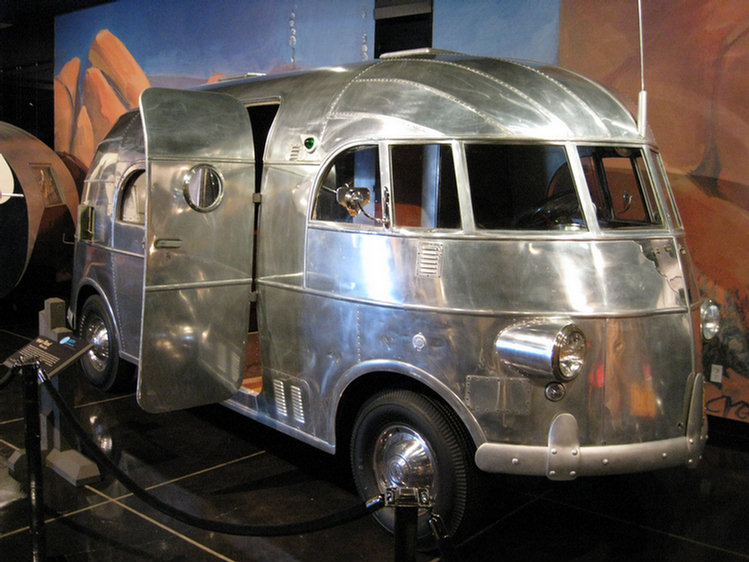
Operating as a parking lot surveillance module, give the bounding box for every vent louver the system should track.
[416,242,443,278]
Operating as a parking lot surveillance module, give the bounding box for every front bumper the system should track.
[475,373,707,481]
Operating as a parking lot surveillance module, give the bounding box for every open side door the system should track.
[137,87,254,413]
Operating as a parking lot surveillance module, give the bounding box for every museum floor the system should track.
[1,283,749,562]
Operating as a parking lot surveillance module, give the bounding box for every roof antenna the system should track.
[637,0,647,137]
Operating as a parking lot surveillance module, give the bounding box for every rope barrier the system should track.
[38,367,384,537]
[0,364,14,390]
[3,307,460,560]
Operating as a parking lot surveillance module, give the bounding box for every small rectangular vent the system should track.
[288,145,301,161]
[416,242,444,278]
[290,385,305,424]
[273,379,287,417]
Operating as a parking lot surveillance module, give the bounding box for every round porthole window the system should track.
[183,164,224,212]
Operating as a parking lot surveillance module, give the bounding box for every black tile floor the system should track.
[2,282,749,561]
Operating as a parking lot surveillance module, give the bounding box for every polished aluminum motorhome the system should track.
[69,51,717,542]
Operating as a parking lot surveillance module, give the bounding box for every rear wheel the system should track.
[350,389,479,546]
[78,295,134,392]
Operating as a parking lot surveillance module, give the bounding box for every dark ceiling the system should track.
[0,0,108,24]
[0,0,112,66]
[0,1,111,145]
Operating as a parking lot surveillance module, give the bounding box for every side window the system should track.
[313,145,381,224]
[579,146,663,228]
[390,144,460,229]
[119,170,146,224]
[466,144,584,230]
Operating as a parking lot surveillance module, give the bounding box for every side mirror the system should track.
[619,191,633,214]
[336,186,371,217]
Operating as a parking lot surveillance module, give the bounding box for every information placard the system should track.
[2,335,91,378]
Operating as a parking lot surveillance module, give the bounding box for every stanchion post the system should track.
[3,330,95,562]
[21,362,46,562]
[6,301,100,488]
[385,487,432,562]
[38,298,100,487]
[428,513,461,562]
[394,502,418,562]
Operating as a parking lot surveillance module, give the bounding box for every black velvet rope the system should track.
[39,369,384,537]
[0,365,14,391]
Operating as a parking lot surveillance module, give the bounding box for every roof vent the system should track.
[380,48,466,59]
[218,72,266,82]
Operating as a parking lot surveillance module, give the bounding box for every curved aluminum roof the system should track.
[209,52,645,163]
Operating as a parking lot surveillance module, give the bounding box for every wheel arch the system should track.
[72,282,121,350]
[332,363,486,458]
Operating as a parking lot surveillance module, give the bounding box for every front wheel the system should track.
[350,389,479,546]
[78,295,134,392]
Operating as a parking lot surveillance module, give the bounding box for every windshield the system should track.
[465,144,585,231]
[578,146,663,229]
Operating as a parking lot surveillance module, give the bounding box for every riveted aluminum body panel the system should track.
[305,230,687,315]
[137,88,255,413]
[475,373,707,478]
[70,111,145,363]
[204,55,647,167]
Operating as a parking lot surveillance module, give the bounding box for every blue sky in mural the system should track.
[56,0,559,85]
[56,0,373,83]
[433,0,560,63]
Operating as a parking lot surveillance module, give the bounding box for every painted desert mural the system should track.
[55,29,149,166]
[560,0,749,422]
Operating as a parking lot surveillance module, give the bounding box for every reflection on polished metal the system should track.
[374,425,437,492]
[495,321,587,382]
[69,50,708,496]
[134,88,255,412]
[83,318,110,372]
[183,164,224,212]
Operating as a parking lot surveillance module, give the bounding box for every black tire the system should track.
[350,389,479,547]
[78,295,134,392]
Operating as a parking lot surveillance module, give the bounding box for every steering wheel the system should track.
[515,191,582,229]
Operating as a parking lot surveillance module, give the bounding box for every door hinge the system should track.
[253,193,262,204]
[249,291,258,303]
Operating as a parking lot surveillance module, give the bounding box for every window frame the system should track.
[577,144,666,231]
[386,141,462,232]
[310,142,384,229]
[117,167,147,225]
[462,140,587,234]
[112,164,147,257]
[647,149,682,230]
[310,140,465,235]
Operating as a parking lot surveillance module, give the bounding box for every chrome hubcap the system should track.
[373,425,437,494]
[85,318,110,372]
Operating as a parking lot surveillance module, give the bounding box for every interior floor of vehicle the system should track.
[2,282,749,561]
[242,332,262,393]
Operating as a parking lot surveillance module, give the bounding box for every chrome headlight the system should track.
[495,321,587,382]
[700,299,721,340]
[553,324,587,381]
